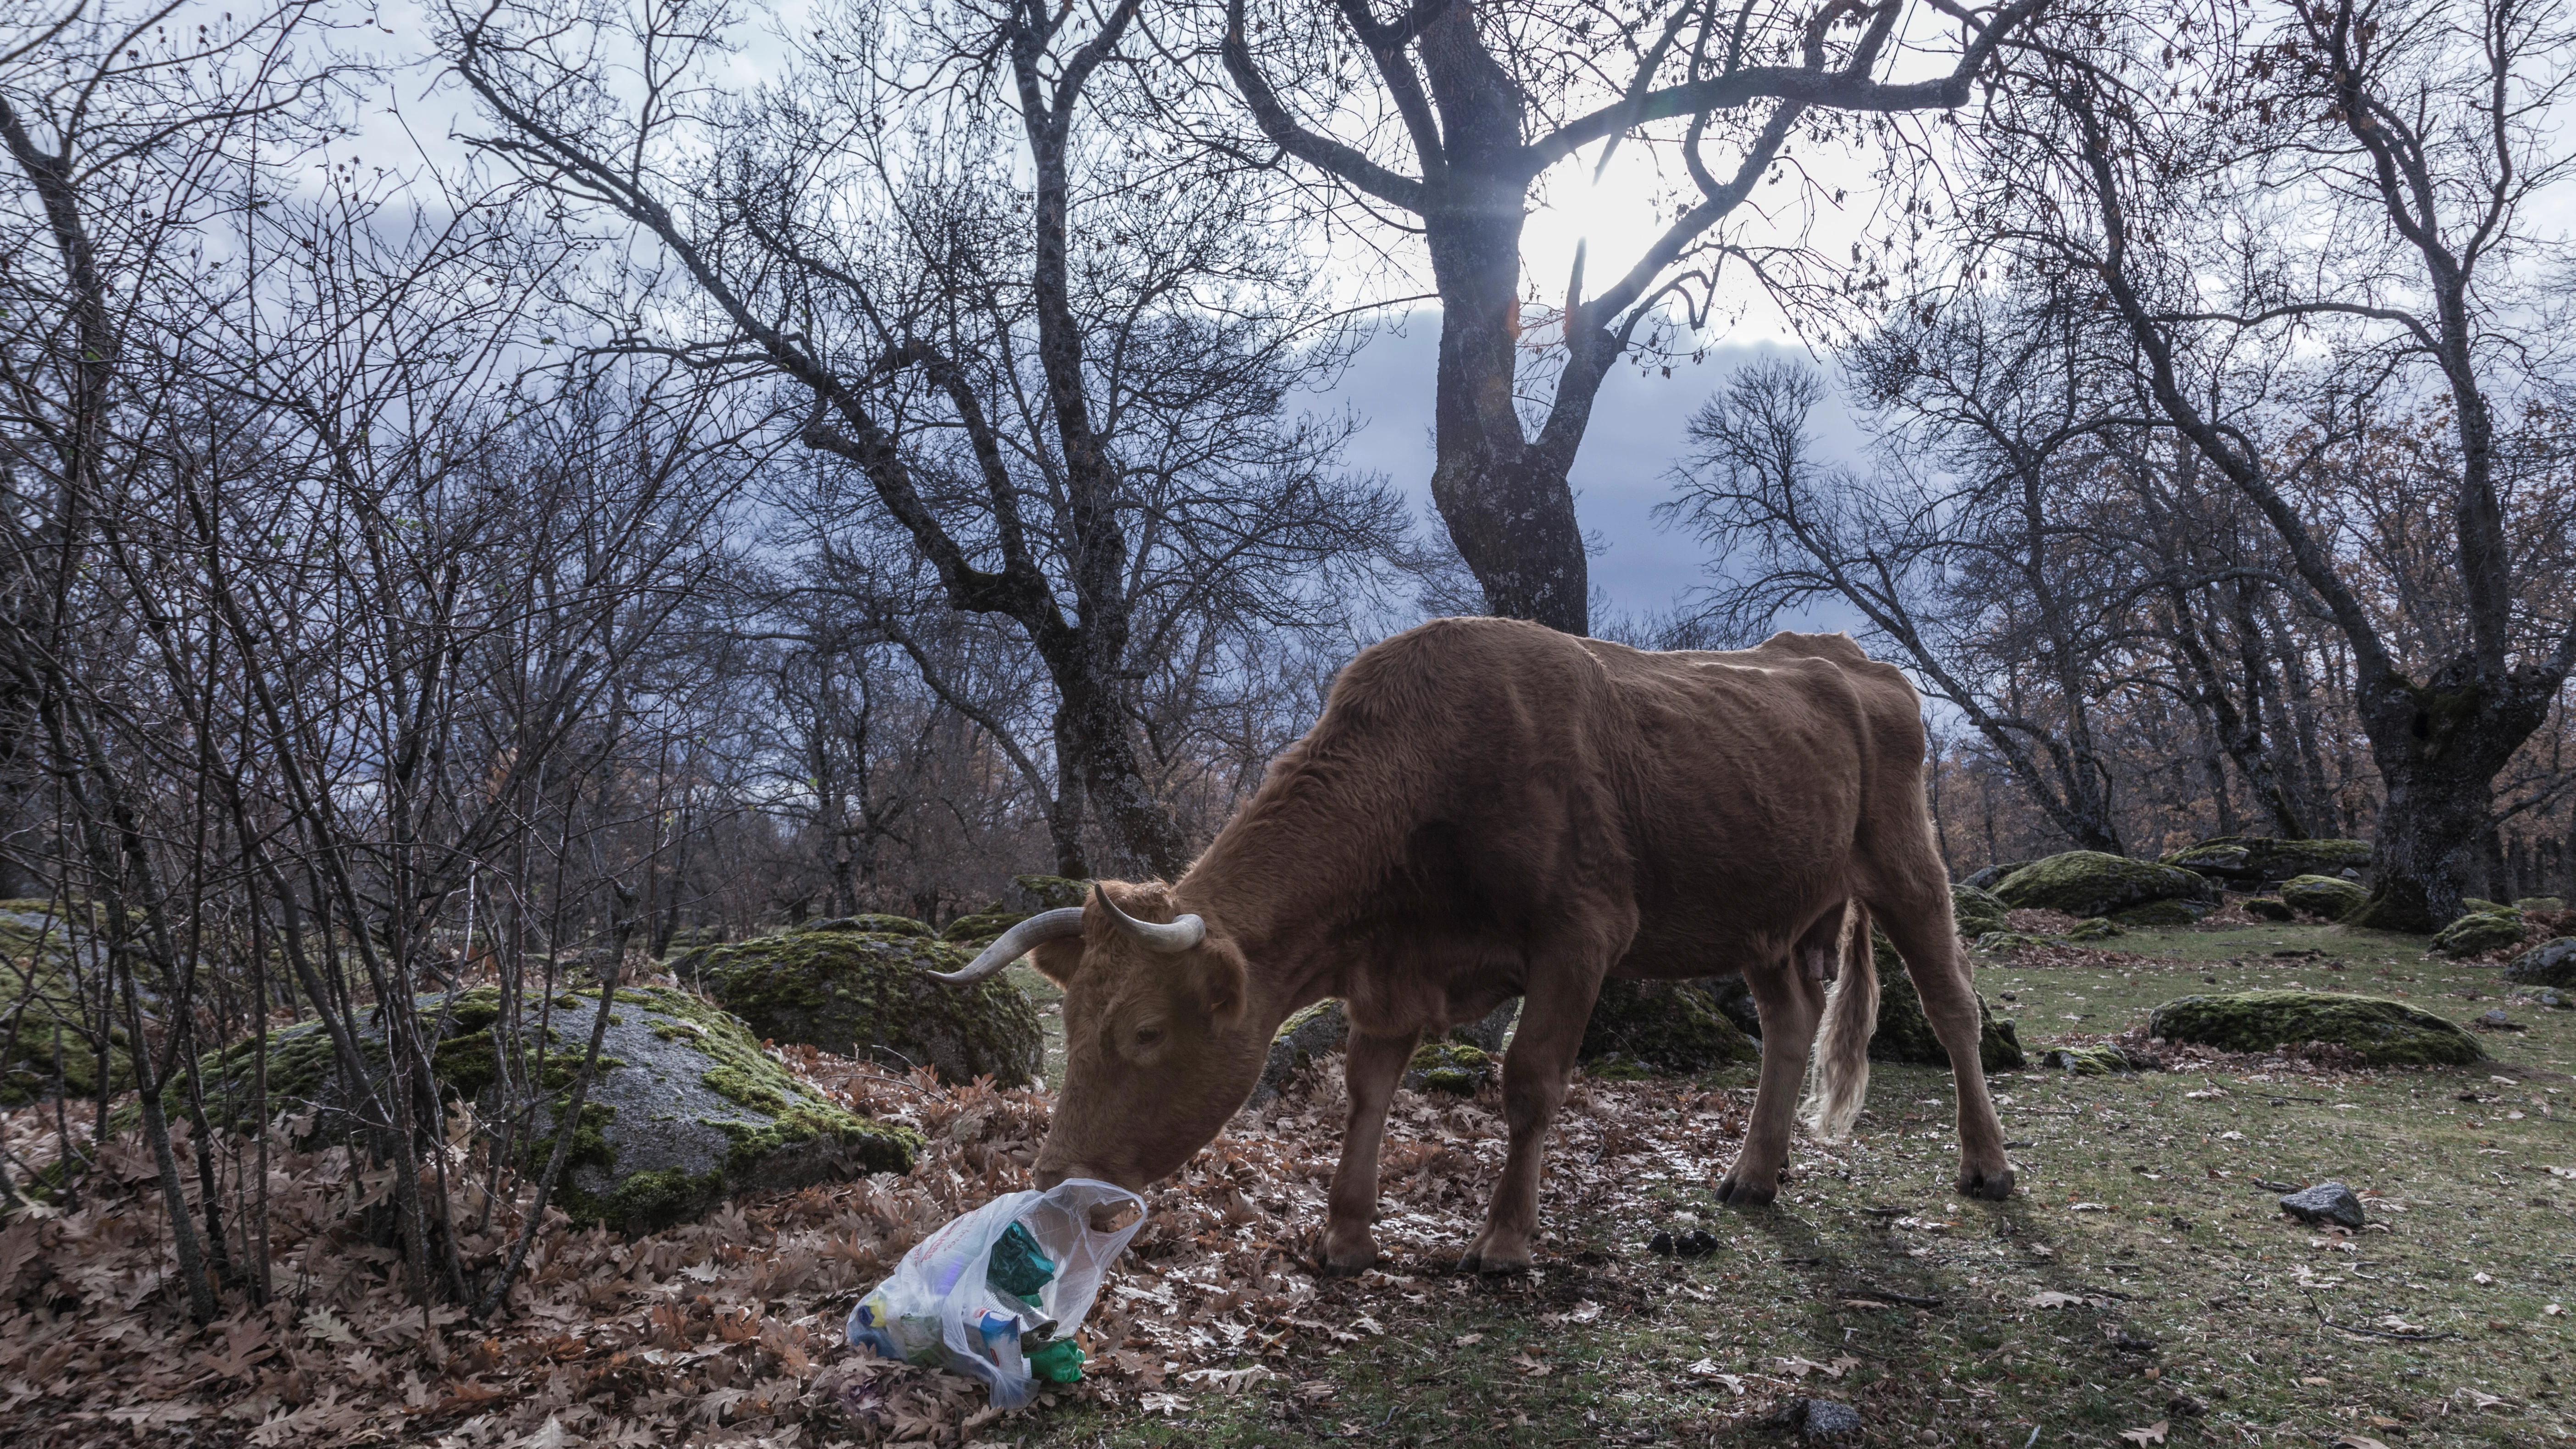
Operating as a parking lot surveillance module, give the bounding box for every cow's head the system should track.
[925,881,1265,1190]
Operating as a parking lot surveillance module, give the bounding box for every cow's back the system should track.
[1287,617,1921,983]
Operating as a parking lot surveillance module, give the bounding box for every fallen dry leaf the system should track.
[2119,1421,2168,1446]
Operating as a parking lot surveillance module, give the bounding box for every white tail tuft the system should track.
[1801,901,1878,1139]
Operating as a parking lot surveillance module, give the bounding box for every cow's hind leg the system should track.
[1871,877,2013,1200]
[1460,970,1598,1274]
[1321,1026,1419,1276]
[1715,959,1824,1207]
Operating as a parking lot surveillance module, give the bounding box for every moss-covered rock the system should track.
[1960,861,2037,892]
[2112,899,2210,926]
[2514,897,2566,915]
[2505,938,2576,988]
[697,929,1041,1087]
[2146,990,2483,1066]
[2278,874,2369,921]
[2066,917,2125,942]
[2245,897,2296,922]
[1869,933,2025,1071]
[1405,1041,1492,1094]
[939,910,1032,945]
[2041,1044,2138,1075]
[1992,852,2215,920]
[1249,999,1349,1106]
[1580,978,1756,1076]
[2158,837,2372,886]
[185,985,917,1231]
[1972,931,2054,952]
[1950,885,2010,938]
[2432,911,2526,958]
[1010,876,1095,911]
[1699,973,1764,1038]
[0,901,130,1106]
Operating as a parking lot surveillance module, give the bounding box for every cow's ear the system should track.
[1192,937,1249,1024]
[1029,936,1084,986]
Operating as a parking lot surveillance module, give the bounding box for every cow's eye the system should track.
[1133,1024,1164,1049]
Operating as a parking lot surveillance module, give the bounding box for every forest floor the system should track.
[1013,920,2576,1449]
[0,920,2566,1449]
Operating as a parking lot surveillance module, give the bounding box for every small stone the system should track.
[2278,1181,2365,1229]
[2473,1008,2526,1032]
[1791,1397,1863,1444]
[1649,1230,1676,1256]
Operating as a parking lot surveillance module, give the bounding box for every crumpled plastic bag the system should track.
[845,1178,1144,1408]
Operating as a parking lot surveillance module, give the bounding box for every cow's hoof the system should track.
[1957,1163,2015,1201]
[1459,1248,1531,1277]
[1713,1174,1777,1208]
[1317,1235,1378,1277]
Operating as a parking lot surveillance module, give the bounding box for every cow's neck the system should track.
[1171,743,1405,1038]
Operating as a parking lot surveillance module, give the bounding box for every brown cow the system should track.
[934,617,2011,1275]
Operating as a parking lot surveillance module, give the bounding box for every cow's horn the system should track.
[1094,884,1205,954]
[926,908,1086,984]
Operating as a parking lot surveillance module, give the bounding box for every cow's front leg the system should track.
[1462,975,1594,1274]
[1715,962,1824,1207]
[1321,1027,1419,1276]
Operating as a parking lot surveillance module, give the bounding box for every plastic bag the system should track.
[845,1178,1145,1408]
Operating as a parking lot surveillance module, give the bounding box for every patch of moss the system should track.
[571,1165,725,1235]
[2146,989,2484,1066]
[1405,1040,1491,1095]
[0,905,134,1106]
[797,914,933,939]
[2067,917,2125,941]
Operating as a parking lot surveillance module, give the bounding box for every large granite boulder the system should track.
[1869,932,2025,1071]
[696,928,1043,1087]
[2505,938,2576,988]
[2278,874,2368,920]
[2147,990,2483,1066]
[1992,852,2216,922]
[2158,837,2372,887]
[2432,910,2526,959]
[188,985,918,1231]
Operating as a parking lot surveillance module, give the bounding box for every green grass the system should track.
[1005,922,2574,1447]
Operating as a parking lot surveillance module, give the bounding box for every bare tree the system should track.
[1959,0,2576,925]
[1217,0,2046,633]
[448,0,1408,878]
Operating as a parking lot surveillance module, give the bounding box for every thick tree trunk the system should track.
[2344,674,2544,932]
[1416,10,1589,634]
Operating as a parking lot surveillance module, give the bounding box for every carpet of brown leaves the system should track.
[0,1037,1758,1447]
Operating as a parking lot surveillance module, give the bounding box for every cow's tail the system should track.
[1802,901,1878,1140]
